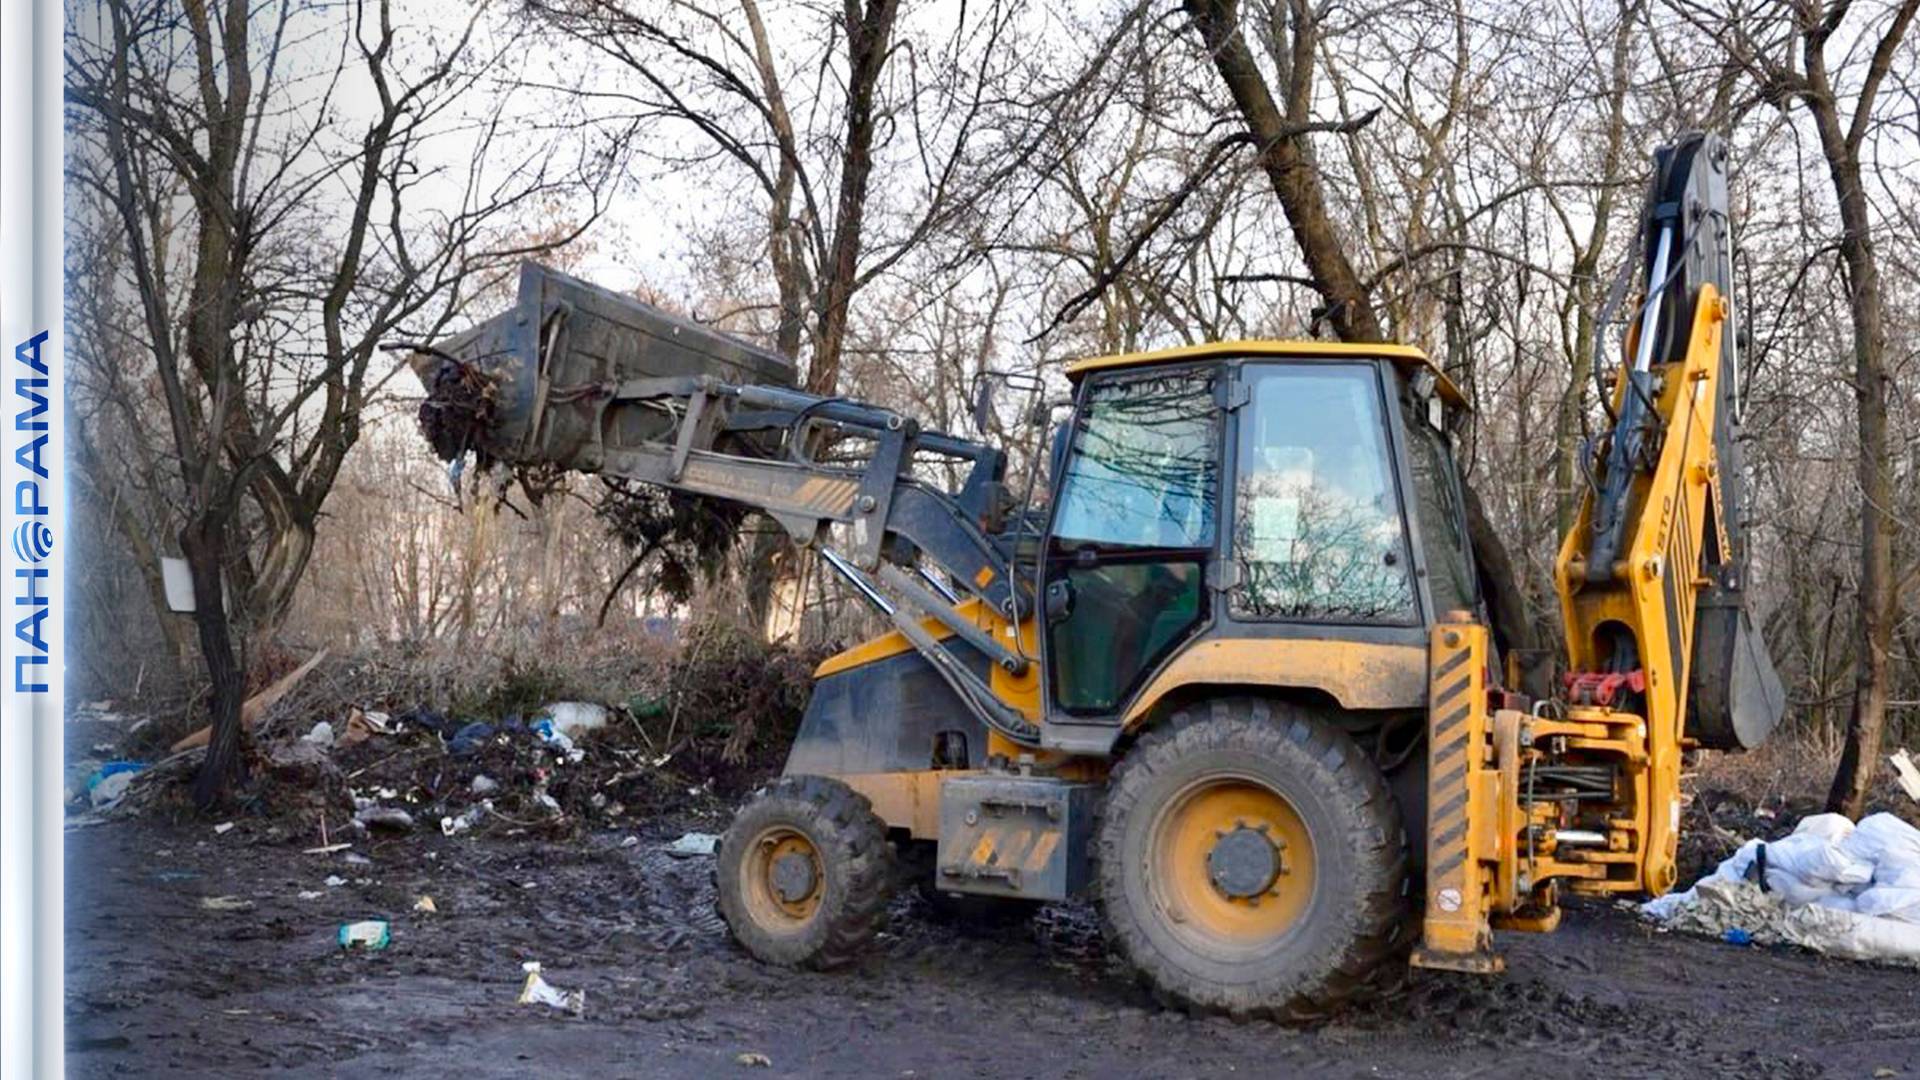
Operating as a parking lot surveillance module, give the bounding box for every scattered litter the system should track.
[336,708,377,748]
[301,721,335,748]
[153,870,200,883]
[343,852,373,867]
[470,774,499,797]
[324,875,347,888]
[338,920,391,950]
[353,806,416,833]
[1721,927,1752,946]
[517,962,585,1015]
[297,891,324,901]
[530,718,585,764]
[84,761,146,810]
[621,835,640,849]
[1893,750,1920,802]
[440,801,491,836]
[666,832,720,859]
[213,822,235,835]
[1643,812,1920,966]
[448,721,496,756]
[534,790,563,814]
[200,895,255,912]
[303,843,353,855]
[735,1052,772,1068]
[413,895,437,914]
[539,701,609,737]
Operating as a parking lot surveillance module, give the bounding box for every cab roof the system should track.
[1064,339,1468,409]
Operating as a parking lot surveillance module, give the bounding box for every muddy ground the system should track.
[65,811,1920,1080]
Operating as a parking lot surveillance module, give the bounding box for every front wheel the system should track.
[1092,698,1411,1021]
[716,775,894,970]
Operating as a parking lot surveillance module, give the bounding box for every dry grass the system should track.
[1690,726,1848,808]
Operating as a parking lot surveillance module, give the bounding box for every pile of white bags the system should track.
[1641,812,1920,966]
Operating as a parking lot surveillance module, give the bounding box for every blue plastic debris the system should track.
[448,721,495,756]
[1722,928,1753,946]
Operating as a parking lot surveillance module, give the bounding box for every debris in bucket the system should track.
[665,832,719,859]
[1642,812,1920,966]
[517,962,585,1015]
[338,920,391,950]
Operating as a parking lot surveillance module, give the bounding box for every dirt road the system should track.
[65,817,1920,1079]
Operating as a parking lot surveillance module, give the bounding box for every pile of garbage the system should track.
[1642,811,1920,966]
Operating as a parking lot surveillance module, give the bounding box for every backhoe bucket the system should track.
[410,261,795,469]
[1686,590,1784,750]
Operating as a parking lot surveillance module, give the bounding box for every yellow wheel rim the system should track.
[1146,774,1316,954]
[741,826,825,929]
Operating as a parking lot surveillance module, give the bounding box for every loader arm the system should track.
[1413,132,1784,973]
[409,263,1043,747]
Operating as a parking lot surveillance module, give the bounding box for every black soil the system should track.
[66,814,1920,1079]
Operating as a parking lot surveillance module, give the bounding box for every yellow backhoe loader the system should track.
[411,131,1783,1019]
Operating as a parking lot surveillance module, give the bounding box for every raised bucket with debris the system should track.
[411,261,796,470]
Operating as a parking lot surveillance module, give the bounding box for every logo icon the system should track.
[12,520,52,564]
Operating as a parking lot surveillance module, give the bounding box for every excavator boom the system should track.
[1413,131,1784,972]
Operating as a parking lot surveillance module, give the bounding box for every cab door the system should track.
[1041,365,1221,719]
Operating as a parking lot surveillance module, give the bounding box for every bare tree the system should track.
[1668,0,1920,812]
[65,0,612,804]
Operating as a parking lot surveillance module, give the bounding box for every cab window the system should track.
[1401,400,1477,616]
[1230,364,1414,623]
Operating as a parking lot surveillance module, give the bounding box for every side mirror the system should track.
[971,370,1047,435]
[970,373,995,434]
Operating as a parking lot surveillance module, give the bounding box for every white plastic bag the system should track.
[1842,813,1920,869]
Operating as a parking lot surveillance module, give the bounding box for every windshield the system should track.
[1050,368,1218,550]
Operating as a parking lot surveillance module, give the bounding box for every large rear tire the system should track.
[1092,697,1411,1021]
[716,775,893,970]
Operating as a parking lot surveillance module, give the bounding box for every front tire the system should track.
[716,775,893,970]
[1093,698,1411,1021]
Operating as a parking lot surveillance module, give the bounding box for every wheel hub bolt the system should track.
[771,851,817,903]
[1207,825,1281,899]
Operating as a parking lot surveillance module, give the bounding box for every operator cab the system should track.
[1041,342,1478,728]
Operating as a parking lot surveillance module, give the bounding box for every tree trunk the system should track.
[808,0,900,393]
[1183,0,1382,342]
[1806,0,1915,814]
[184,514,247,809]
[1824,151,1894,814]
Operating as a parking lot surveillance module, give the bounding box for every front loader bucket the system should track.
[1686,590,1784,750]
[411,261,795,469]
